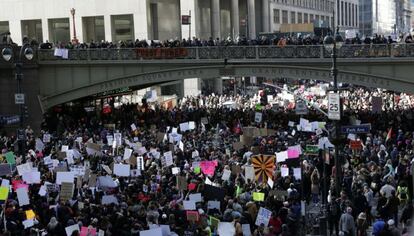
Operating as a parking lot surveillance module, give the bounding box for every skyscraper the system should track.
[359,0,412,37]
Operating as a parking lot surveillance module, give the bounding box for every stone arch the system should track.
[41,65,413,109]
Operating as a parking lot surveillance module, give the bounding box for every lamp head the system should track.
[1,47,13,62]
[23,47,34,61]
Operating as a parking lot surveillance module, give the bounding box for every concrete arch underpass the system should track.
[40,64,414,109]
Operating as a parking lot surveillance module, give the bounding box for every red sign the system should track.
[350,140,362,150]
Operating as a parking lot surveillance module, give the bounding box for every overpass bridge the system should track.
[35,44,414,109]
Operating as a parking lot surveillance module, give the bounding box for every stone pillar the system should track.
[104,15,112,42]
[247,0,256,39]
[262,0,270,32]
[231,0,240,38]
[211,0,221,39]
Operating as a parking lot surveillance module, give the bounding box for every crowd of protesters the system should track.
[0,80,412,236]
[29,31,414,50]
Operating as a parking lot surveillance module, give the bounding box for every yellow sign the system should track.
[0,187,9,200]
[253,192,265,201]
[26,210,36,220]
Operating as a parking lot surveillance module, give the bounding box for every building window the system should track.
[310,14,314,23]
[0,21,9,35]
[21,19,43,43]
[111,14,134,42]
[298,12,303,23]
[337,0,340,25]
[273,9,280,24]
[351,4,354,27]
[315,15,320,23]
[290,11,296,24]
[282,10,288,24]
[304,13,308,23]
[341,1,344,26]
[48,18,70,44]
[82,16,105,43]
[345,2,348,26]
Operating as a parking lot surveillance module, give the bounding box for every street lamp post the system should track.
[70,8,79,44]
[2,44,34,157]
[323,27,344,197]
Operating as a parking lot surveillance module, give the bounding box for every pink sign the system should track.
[80,226,97,236]
[12,180,29,191]
[287,149,299,159]
[200,161,216,176]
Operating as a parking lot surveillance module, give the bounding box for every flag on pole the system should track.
[386,128,392,142]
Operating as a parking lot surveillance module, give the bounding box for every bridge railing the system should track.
[36,43,414,61]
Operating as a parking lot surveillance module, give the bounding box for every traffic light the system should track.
[23,105,29,119]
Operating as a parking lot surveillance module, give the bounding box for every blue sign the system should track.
[1,115,20,125]
[341,124,371,134]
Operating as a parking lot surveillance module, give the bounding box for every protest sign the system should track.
[179,122,189,132]
[123,148,132,160]
[17,187,30,206]
[267,177,274,188]
[114,164,130,177]
[22,171,41,184]
[65,224,80,236]
[244,166,255,181]
[16,163,32,176]
[176,176,187,191]
[218,222,235,236]
[102,195,119,205]
[23,219,34,229]
[255,207,272,226]
[255,112,263,123]
[232,142,244,151]
[43,133,51,143]
[231,165,241,175]
[189,193,202,202]
[200,161,216,176]
[56,172,75,185]
[186,210,199,222]
[140,228,162,236]
[60,182,74,201]
[242,224,252,236]
[97,176,117,188]
[251,155,275,182]
[221,169,231,181]
[0,164,12,176]
[172,167,180,175]
[183,200,196,210]
[253,192,265,201]
[281,167,289,177]
[207,200,220,209]
[80,226,97,236]
[294,168,302,180]
[163,151,173,167]
[25,210,35,220]
[276,151,288,163]
[5,152,15,165]
[188,183,197,191]
[209,216,220,230]
[0,186,9,200]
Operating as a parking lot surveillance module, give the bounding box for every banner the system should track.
[251,155,275,182]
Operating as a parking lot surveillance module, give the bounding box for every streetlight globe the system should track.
[24,47,34,61]
[1,47,13,62]
[335,32,344,49]
[323,34,334,51]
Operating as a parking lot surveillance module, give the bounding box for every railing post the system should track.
[196,47,199,59]
[320,45,324,59]
[255,46,259,59]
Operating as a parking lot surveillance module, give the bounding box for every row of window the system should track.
[337,0,358,27]
[0,14,135,44]
[274,0,334,12]
[273,9,331,26]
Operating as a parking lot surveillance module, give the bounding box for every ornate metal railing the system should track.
[36,44,414,61]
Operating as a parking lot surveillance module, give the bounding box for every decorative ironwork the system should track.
[36,44,414,61]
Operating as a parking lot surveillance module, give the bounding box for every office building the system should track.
[270,0,335,33]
